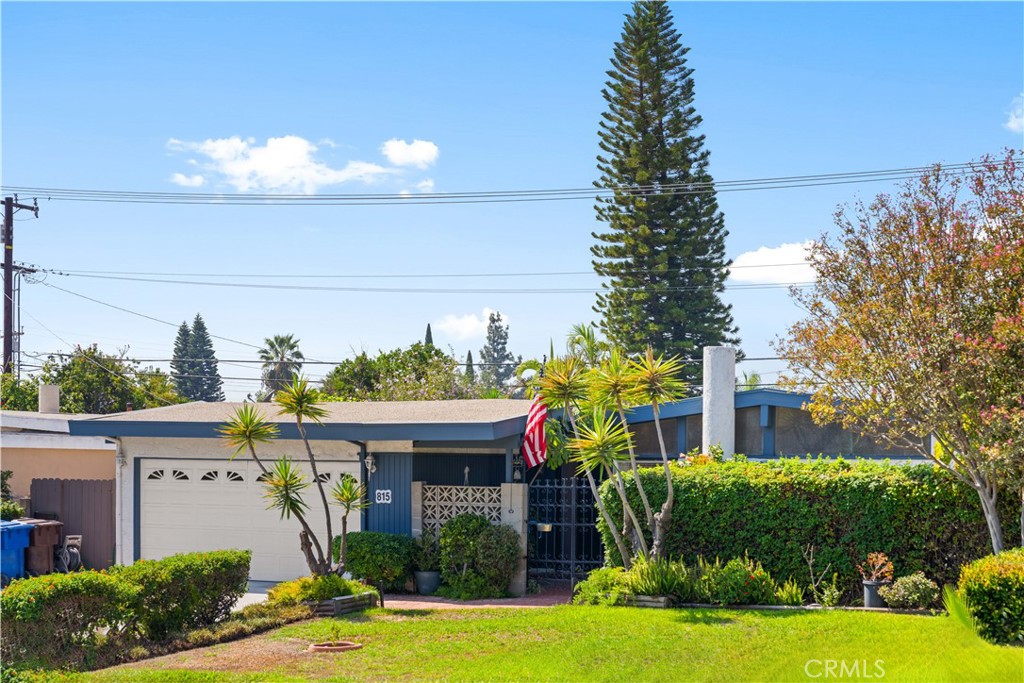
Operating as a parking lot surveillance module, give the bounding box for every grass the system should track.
[47,606,1024,682]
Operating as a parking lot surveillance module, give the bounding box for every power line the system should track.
[1,159,1009,206]
[40,262,811,279]
[35,269,813,294]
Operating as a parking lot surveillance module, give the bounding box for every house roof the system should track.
[67,399,532,442]
[2,410,105,434]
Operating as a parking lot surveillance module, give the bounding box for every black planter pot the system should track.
[862,580,889,608]
[415,570,441,595]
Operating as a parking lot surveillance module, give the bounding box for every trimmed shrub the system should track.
[958,548,1024,645]
[438,513,521,599]
[111,549,251,640]
[879,572,940,609]
[267,574,375,606]
[776,577,805,606]
[709,556,779,606]
[0,570,136,669]
[599,459,1018,602]
[335,531,414,592]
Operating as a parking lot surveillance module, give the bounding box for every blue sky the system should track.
[2,2,1022,400]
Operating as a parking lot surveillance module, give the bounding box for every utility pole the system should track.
[3,195,39,375]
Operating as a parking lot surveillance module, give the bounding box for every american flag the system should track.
[522,395,548,469]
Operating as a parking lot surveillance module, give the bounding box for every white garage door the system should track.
[139,458,361,581]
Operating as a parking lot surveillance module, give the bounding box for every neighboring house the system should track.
[623,388,927,462]
[69,400,531,587]
[1,410,117,499]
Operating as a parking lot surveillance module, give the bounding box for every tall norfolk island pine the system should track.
[593,1,738,381]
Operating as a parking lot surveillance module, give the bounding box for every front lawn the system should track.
[74,606,1022,682]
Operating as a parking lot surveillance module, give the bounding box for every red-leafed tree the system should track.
[777,151,1024,553]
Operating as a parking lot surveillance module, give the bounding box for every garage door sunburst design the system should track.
[422,485,502,533]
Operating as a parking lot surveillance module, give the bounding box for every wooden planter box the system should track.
[624,595,671,609]
[307,592,378,618]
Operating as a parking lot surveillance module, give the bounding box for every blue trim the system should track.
[133,458,140,562]
[676,417,688,456]
[70,418,528,442]
[762,406,776,458]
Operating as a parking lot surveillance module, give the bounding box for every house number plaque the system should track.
[375,489,393,504]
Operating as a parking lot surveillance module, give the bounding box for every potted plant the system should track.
[413,531,441,595]
[858,551,893,608]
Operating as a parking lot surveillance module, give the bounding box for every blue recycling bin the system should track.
[1,519,33,583]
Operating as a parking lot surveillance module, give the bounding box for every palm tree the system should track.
[259,334,304,399]
[274,376,334,570]
[330,474,369,569]
[630,346,688,559]
[567,323,608,369]
[218,405,329,574]
[591,348,652,557]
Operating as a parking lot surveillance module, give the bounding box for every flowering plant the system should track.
[857,552,894,582]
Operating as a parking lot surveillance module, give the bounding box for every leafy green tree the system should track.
[0,373,38,411]
[776,153,1024,554]
[479,312,519,391]
[321,343,475,401]
[171,322,195,399]
[592,0,738,380]
[187,315,224,402]
[259,334,304,399]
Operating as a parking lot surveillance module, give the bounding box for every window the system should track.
[774,407,923,457]
[226,471,244,482]
[255,472,272,482]
[735,407,762,456]
[200,470,219,482]
[172,469,189,481]
[316,472,331,483]
[147,470,164,481]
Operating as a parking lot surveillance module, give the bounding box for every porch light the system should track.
[364,454,376,480]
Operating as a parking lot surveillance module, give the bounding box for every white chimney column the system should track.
[38,384,60,413]
[702,347,735,458]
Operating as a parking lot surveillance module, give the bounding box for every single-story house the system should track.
[68,400,532,587]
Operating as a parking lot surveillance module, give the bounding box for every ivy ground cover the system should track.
[64,606,1022,682]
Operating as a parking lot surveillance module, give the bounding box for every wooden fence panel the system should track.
[30,479,115,570]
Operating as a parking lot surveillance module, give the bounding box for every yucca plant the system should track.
[630,346,688,558]
[570,408,647,561]
[591,348,653,556]
[330,474,369,569]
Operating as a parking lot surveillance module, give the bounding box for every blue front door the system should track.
[366,453,412,536]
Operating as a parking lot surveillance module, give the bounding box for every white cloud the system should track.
[1005,94,1024,134]
[436,308,495,341]
[381,138,439,169]
[730,242,815,284]
[170,173,205,188]
[415,178,435,193]
[166,135,393,194]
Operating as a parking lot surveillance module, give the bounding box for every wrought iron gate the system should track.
[528,477,604,582]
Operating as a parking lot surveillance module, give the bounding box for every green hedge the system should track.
[335,531,414,591]
[0,570,136,669]
[598,460,1018,602]
[111,549,251,640]
[959,548,1024,645]
[438,513,521,599]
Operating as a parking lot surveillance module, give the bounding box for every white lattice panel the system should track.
[422,485,502,533]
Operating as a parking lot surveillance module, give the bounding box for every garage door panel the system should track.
[139,458,361,581]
